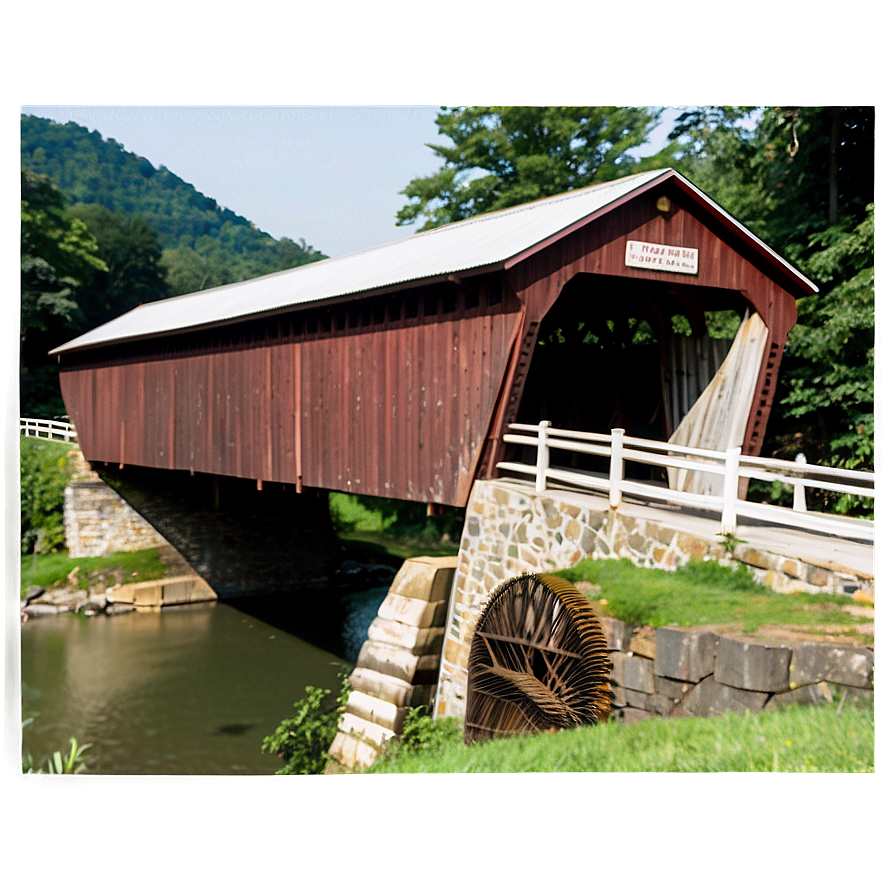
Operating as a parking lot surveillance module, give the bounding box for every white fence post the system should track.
[793,452,807,512]
[535,419,551,492]
[721,445,741,535]
[609,428,624,509]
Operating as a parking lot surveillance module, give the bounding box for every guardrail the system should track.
[497,421,873,542]
[19,417,78,443]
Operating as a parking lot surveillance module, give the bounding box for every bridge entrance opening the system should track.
[508,272,749,479]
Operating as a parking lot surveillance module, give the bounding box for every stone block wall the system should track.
[64,479,168,558]
[606,621,873,722]
[435,478,873,721]
[327,555,457,771]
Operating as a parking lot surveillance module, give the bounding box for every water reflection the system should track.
[21,585,386,775]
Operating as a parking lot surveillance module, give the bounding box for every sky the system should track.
[20,104,679,258]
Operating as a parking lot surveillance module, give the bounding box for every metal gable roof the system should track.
[51,168,815,355]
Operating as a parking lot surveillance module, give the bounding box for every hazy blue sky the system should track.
[21,104,678,258]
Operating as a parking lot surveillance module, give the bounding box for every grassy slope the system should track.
[553,557,870,641]
[21,549,171,595]
[368,702,874,773]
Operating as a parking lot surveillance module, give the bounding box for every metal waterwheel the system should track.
[463,573,613,745]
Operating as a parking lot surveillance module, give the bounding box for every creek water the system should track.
[20,584,388,775]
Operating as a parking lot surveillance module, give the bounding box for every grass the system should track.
[341,530,459,562]
[20,548,170,596]
[367,701,874,773]
[329,492,392,532]
[330,492,461,561]
[552,557,869,640]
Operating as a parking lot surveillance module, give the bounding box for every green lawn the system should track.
[553,557,870,641]
[20,548,170,596]
[368,701,874,773]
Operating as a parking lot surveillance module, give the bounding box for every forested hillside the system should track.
[20,114,327,416]
[21,114,327,295]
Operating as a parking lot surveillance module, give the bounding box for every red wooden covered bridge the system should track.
[53,168,815,516]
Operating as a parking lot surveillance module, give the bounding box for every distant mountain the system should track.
[21,114,327,295]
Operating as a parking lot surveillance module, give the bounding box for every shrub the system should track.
[372,706,463,770]
[20,437,72,554]
[397,706,462,753]
[261,672,351,775]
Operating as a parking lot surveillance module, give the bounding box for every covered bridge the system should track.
[53,168,815,510]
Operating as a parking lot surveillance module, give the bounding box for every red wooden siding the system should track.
[60,287,521,506]
[296,308,519,504]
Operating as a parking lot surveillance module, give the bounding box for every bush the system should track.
[372,706,463,770]
[396,706,462,754]
[20,437,72,555]
[261,672,351,775]
[329,492,394,534]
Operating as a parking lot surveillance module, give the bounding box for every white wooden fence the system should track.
[497,421,874,542]
[19,417,78,443]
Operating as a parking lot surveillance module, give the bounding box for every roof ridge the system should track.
[393,168,670,239]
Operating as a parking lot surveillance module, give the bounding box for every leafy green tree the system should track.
[160,245,222,296]
[776,205,874,501]
[751,107,874,251]
[397,106,665,230]
[742,108,874,490]
[20,168,106,416]
[666,106,874,506]
[665,106,774,238]
[20,168,105,335]
[70,204,169,328]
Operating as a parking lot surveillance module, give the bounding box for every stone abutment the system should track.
[434,478,873,721]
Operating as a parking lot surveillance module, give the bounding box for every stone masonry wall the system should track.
[327,556,457,772]
[600,618,872,723]
[435,478,873,721]
[64,480,168,558]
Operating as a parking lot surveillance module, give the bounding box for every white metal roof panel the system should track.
[51,168,814,354]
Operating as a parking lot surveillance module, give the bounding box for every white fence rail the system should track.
[497,421,873,542]
[19,417,78,443]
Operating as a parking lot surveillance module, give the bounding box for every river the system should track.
[20,584,388,775]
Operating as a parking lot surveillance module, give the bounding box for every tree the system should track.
[745,108,874,489]
[752,107,874,251]
[21,168,105,335]
[665,106,774,239]
[70,204,169,328]
[396,106,664,230]
[666,106,875,505]
[20,168,106,416]
[775,204,874,500]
